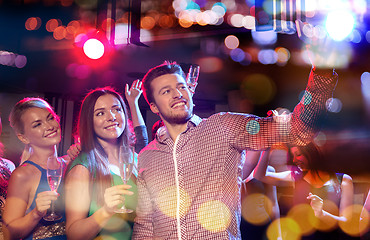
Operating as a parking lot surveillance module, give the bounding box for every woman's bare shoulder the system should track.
[10,163,39,183]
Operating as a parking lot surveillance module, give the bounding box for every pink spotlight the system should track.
[83,39,105,60]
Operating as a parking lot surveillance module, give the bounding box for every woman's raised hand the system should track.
[66,142,81,161]
[307,192,324,217]
[125,79,143,105]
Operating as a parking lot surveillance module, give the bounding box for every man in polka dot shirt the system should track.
[132,60,337,239]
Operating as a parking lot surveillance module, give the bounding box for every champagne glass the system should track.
[187,64,200,85]
[115,146,134,213]
[43,155,62,221]
[187,64,200,94]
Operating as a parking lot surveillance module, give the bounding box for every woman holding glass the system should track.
[3,98,68,240]
[65,82,147,240]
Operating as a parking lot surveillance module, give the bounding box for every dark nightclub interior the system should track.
[0,0,370,237]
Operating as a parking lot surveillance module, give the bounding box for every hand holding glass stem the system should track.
[115,146,134,213]
[44,155,62,221]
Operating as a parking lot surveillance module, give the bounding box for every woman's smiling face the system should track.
[290,146,309,171]
[19,107,61,148]
[93,94,126,144]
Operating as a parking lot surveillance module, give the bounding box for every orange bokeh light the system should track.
[67,20,81,35]
[159,15,174,29]
[53,26,67,40]
[339,204,367,237]
[141,16,156,30]
[287,203,317,236]
[46,19,61,32]
[25,17,41,31]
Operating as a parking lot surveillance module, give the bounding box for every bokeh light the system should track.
[159,15,175,28]
[158,186,191,218]
[339,204,367,237]
[313,131,327,146]
[0,51,27,68]
[302,23,314,38]
[287,204,317,236]
[348,29,362,44]
[258,49,277,65]
[326,98,342,113]
[240,74,276,105]
[361,72,370,98]
[242,15,255,29]
[275,47,290,66]
[366,31,370,43]
[265,218,283,239]
[359,206,369,237]
[66,20,81,35]
[298,90,312,106]
[53,26,67,40]
[178,11,193,28]
[197,200,231,233]
[196,12,211,26]
[229,14,244,28]
[241,193,273,225]
[224,35,239,50]
[230,48,245,62]
[312,200,338,232]
[25,17,41,31]
[141,16,156,30]
[0,51,15,66]
[83,39,105,59]
[246,120,260,135]
[222,0,236,11]
[325,10,355,41]
[46,19,61,32]
[14,55,27,68]
[239,52,252,66]
[267,217,301,240]
[186,1,200,10]
[251,30,277,45]
[212,2,226,17]
[174,0,226,27]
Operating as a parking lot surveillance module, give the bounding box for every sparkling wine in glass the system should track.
[187,64,200,94]
[43,155,62,221]
[187,64,200,84]
[115,146,134,213]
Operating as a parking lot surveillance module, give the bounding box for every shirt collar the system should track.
[156,114,202,143]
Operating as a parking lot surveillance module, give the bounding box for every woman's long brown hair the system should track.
[77,87,133,206]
